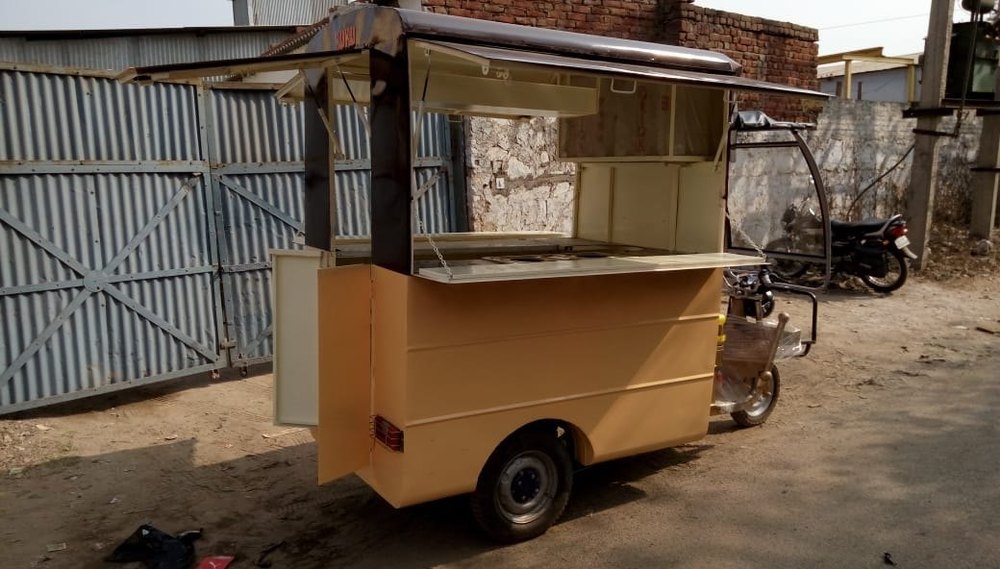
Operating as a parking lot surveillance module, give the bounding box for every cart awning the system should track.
[116,48,365,83]
[119,41,827,101]
[414,41,829,100]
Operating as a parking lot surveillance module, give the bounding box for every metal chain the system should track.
[725,204,767,259]
[417,218,453,278]
[410,50,452,279]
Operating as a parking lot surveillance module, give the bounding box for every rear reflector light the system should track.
[889,226,908,238]
[373,415,404,452]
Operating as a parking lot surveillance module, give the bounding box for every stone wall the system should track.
[727,99,980,251]
[467,117,576,233]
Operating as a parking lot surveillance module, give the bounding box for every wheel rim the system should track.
[495,451,557,525]
[866,253,902,289]
[745,373,775,418]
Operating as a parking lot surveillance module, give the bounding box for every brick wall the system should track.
[658,1,820,120]
[421,0,659,38]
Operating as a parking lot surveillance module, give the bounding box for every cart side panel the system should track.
[576,165,613,242]
[386,269,720,505]
[576,163,683,250]
[675,162,726,253]
[391,376,711,506]
[609,163,679,251]
[407,269,721,345]
[358,267,412,500]
[317,265,373,484]
[272,250,323,427]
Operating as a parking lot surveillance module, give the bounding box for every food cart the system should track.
[121,4,827,542]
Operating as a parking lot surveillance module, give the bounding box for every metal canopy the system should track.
[117,48,365,83]
[418,41,830,100]
[395,7,739,75]
[119,40,827,101]
[118,4,826,102]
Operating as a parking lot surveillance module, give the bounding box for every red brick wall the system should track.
[658,1,820,120]
[419,0,819,120]
[421,0,660,38]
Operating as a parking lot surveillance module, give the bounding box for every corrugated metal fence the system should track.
[0,29,296,73]
[0,68,458,413]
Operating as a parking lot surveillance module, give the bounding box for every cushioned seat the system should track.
[831,219,886,237]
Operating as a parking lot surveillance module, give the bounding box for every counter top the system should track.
[417,252,765,283]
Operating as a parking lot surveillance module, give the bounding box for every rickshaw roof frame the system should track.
[726,114,834,288]
[119,5,830,101]
[118,4,831,277]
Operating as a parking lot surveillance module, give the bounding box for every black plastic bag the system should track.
[106,524,202,569]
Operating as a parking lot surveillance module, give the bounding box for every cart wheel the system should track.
[471,427,573,543]
[731,365,781,428]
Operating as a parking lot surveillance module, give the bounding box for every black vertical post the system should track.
[303,78,332,250]
[369,46,413,274]
[448,117,470,232]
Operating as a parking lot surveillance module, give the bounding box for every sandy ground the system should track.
[2,274,1000,569]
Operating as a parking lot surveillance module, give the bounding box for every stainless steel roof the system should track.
[395,8,741,75]
[119,4,826,100]
[428,42,828,100]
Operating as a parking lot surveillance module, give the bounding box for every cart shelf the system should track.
[417,252,765,283]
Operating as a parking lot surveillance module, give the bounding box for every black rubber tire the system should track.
[471,428,573,543]
[742,296,775,319]
[861,248,908,293]
[765,238,808,281]
[731,365,781,428]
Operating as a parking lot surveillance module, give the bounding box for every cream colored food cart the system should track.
[122,4,827,542]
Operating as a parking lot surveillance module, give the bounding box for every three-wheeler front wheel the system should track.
[731,365,781,428]
[471,428,573,543]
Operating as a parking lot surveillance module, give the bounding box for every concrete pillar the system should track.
[905,0,954,268]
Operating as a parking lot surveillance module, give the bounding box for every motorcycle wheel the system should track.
[861,249,908,293]
[764,238,808,281]
[731,365,780,428]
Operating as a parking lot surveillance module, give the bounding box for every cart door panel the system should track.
[317,264,372,484]
[272,250,323,426]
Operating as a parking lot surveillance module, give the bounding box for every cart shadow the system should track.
[3,438,712,569]
[564,443,712,522]
[5,365,270,420]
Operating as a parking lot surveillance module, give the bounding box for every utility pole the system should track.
[906,0,955,268]
[970,53,1000,238]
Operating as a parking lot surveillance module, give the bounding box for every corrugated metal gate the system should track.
[0,69,458,413]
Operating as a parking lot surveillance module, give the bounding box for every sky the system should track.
[0,0,978,57]
[696,0,970,56]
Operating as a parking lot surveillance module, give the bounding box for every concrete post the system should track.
[969,67,1000,238]
[905,0,954,268]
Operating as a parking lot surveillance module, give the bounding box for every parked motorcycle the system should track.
[767,205,919,293]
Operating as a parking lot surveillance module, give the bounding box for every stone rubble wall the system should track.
[466,117,576,233]
[469,99,982,235]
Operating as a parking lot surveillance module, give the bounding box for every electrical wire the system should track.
[845,144,915,218]
[819,13,930,31]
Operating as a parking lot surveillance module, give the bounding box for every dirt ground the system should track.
[2,267,1000,568]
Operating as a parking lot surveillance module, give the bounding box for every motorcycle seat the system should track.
[831,219,886,236]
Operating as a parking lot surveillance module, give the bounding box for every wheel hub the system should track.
[511,467,542,503]
[746,373,775,417]
[496,451,557,524]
